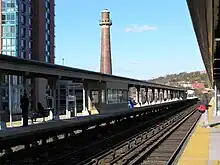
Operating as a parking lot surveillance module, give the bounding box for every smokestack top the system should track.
[102,9,110,13]
[100,8,112,26]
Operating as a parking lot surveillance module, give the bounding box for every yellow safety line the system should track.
[209,98,214,122]
[212,160,220,165]
[6,115,68,127]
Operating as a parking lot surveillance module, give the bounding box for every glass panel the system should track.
[107,89,112,104]
[91,90,99,103]
[101,90,105,103]
[122,90,128,102]
[118,90,123,103]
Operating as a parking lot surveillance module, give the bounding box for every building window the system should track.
[28,42,32,49]
[2,14,6,23]
[21,15,25,24]
[6,38,11,46]
[21,51,26,58]
[2,26,7,33]
[4,75,8,84]
[107,89,128,104]
[101,90,105,103]
[21,3,25,12]
[11,38,15,46]
[28,18,32,25]
[91,90,99,103]
[118,90,123,103]
[45,55,50,63]
[21,28,25,36]
[2,39,6,46]
[7,1,15,8]
[2,13,16,24]
[28,7,32,14]
[45,44,50,52]
[10,26,16,33]
[46,23,50,30]
[21,39,25,47]
[2,1,6,9]
[112,89,117,103]
[46,12,49,19]
[11,51,15,56]
[2,0,18,57]
[122,90,128,102]
[28,29,31,37]
[28,53,31,60]
[46,33,49,41]
[46,1,50,9]
[107,89,113,104]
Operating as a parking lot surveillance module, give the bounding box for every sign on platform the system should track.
[68,95,75,101]
[68,83,83,89]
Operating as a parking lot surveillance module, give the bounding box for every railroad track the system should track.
[41,103,198,165]
[80,105,199,165]
[139,109,200,165]
[0,102,198,165]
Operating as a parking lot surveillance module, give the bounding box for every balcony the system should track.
[99,19,112,26]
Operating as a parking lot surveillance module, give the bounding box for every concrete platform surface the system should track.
[177,98,220,165]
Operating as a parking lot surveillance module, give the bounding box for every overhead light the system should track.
[215,38,220,41]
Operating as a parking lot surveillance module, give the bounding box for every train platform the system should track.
[177,98,220,165]
[0,99,195,152]
[5,99,177,128]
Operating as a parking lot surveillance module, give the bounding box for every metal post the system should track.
[157,89,160,103]
[74,95,77,117]
[164,90,167,101]
[83,88,86,111]
[53,79,58,120]
[8,75,12,127]
[145,88,148,105]
[0,73,7,130]
[137,87,141,106]
[56,80,60,120]
[22,76,28,126]
[87,89,91,113]
[135,87,138,103]
[215,84,217,116]
[152,88,155,103]
[162,89,164,102]
[65,95,70,118]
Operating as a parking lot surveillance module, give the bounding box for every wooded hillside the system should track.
[148,71,210,88]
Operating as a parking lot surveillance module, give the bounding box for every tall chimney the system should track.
[99,9,112,74]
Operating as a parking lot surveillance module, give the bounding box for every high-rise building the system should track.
[0,0,55,115]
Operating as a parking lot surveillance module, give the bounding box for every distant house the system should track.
[187,90,195,97]
[182,83,192,88]
[191,83,205,89]
[200,70,206,74]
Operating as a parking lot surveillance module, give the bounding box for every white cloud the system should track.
[125,24,158,32]
[130,60,141,65]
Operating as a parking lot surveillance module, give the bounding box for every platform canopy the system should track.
[186,0,220,86]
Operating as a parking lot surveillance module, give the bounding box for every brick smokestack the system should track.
[99,9,112,74]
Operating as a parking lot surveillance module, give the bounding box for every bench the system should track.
[29,109,49,123]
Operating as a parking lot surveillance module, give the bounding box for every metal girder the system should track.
[0,55,185,91]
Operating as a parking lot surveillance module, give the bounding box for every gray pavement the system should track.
[209,126,220,161]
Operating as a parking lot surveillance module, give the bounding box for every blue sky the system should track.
[54,0,205,80]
